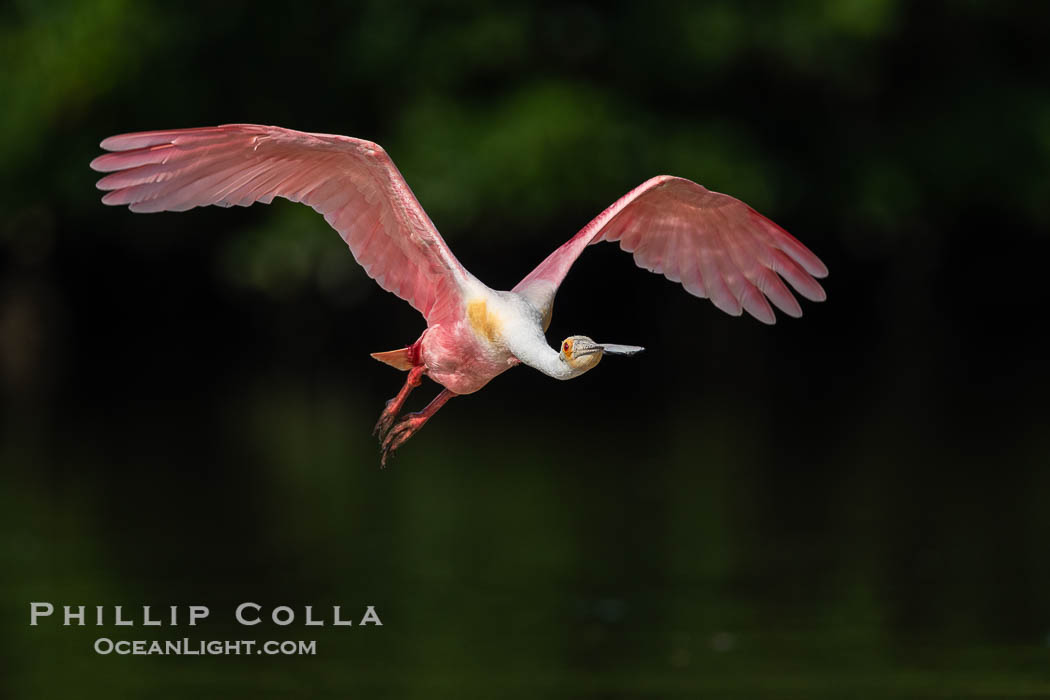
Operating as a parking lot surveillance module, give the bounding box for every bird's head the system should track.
[558,335,644,377]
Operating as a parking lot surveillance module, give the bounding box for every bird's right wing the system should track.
[91,124,472,326]
[513,176,827,324]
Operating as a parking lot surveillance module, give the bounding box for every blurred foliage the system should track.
[2,1,1050,698]
[3,0,1049,296]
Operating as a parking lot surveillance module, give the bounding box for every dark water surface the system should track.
[5,342,1048,698]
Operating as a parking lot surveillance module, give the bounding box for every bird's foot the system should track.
[372,399,399,441]
[373,366,427,441]
[379,413,427,468]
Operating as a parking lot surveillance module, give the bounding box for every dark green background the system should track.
[3,1,1049,697]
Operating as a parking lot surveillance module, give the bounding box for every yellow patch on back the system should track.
[467,299,503,344]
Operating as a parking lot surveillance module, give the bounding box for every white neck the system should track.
[494,288,576,380]
[507,333,574,380]
[533,345,575,380]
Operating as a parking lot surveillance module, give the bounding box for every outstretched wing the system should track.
[513,176,828,324]
[91,124,472,326]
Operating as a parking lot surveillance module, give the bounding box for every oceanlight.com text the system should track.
[93,638,317,656]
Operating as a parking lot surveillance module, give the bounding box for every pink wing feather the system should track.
[513,176,828,324]
[90,124,472,326]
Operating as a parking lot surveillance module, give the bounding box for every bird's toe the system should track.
[379,415,422,467]
[373,414,394,440]
[373,399,399,440]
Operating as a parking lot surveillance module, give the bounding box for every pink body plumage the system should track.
[91,123,827,462]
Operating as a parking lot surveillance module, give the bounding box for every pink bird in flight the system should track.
[91,124,828,466]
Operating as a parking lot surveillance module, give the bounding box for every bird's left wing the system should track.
[91,124,472,326]
[513,176,828,324]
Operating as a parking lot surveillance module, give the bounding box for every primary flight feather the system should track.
[91,124,827,465]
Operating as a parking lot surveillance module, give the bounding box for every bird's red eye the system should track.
[563,341,571,352]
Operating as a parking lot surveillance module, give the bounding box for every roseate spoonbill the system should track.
[91,124,828,465]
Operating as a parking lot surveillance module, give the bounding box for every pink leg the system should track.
[380,389,455,468]
[373,365,427,441]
